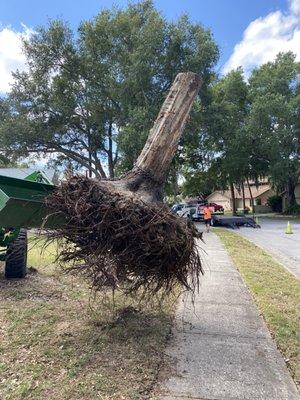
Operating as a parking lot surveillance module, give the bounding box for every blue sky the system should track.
[0,0,289,66]
[0,0,299,92]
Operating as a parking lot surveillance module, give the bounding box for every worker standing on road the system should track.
[203,205,212,233]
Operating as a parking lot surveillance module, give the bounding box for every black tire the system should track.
[5,229,28,279]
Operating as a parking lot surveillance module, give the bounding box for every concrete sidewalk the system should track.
[155,233,299,400]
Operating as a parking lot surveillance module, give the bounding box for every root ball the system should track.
[46,176,203,295]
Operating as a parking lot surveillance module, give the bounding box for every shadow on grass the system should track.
[0,264,175,399]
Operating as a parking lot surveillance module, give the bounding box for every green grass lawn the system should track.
[0,236,176,400]
[215,229,300,385]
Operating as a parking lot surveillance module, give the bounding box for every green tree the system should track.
[204,69,249,213]
[248,52,300,208]
[0,0,218,179]
[0,99,23,167]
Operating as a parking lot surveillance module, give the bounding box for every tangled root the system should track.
[46,176,203,296]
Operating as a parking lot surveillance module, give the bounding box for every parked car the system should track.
[171,203,185,213]
[177,204,197,219]
[171,201,224,222]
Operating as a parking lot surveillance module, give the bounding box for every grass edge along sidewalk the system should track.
[215,228,300,387]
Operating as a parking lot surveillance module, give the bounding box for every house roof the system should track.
[0,168,56,182]
[207,184,273,201]
[207,191,231,201]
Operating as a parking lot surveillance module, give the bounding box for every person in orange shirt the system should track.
[203,205,212,233]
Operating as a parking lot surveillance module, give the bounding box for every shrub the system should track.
[284,203,300,215]
[267,195,282,212]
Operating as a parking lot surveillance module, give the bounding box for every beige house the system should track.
[206,184,275,212]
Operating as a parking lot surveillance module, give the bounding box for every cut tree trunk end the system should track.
[46,72,203,298]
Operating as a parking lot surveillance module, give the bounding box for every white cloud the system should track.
[0,24,32,93]
[290,0,300,14]
[223,0,300,76]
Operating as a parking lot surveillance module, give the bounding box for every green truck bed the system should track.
[0,174,61,228]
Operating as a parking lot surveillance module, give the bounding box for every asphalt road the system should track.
[237,218,300,278]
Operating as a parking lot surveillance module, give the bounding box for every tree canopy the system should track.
[0,0,218,178]
[182,68,250,211]
[0,0,298,212]
[182,52,299,212]
[247,52,300,207]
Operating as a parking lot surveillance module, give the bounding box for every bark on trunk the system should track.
[134,73,201,182]
[230,182,236,216]
[116,72,202,201]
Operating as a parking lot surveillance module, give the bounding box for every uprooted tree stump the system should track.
[47,72,203,296]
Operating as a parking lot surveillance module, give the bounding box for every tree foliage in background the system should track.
[248,52,300,207]
[203,69,249,213]
[183,52,299,213]
[0,0,298,212]
[0,0,218,178]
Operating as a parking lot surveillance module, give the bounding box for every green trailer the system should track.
[0,171,59,278]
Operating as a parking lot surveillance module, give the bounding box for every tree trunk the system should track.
[93,154,107,179]
[230,182,236,216]
[88,153,92,178]
[170,165,179,197]
[107,121,115,179]
[117,72,202,201]
[286,177,296,208]
[87,132,93,178]
[134,73,201,182]
[241,182,246,210]
[246,178,255,214]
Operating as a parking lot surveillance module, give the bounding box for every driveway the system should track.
[237,218,300,277]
